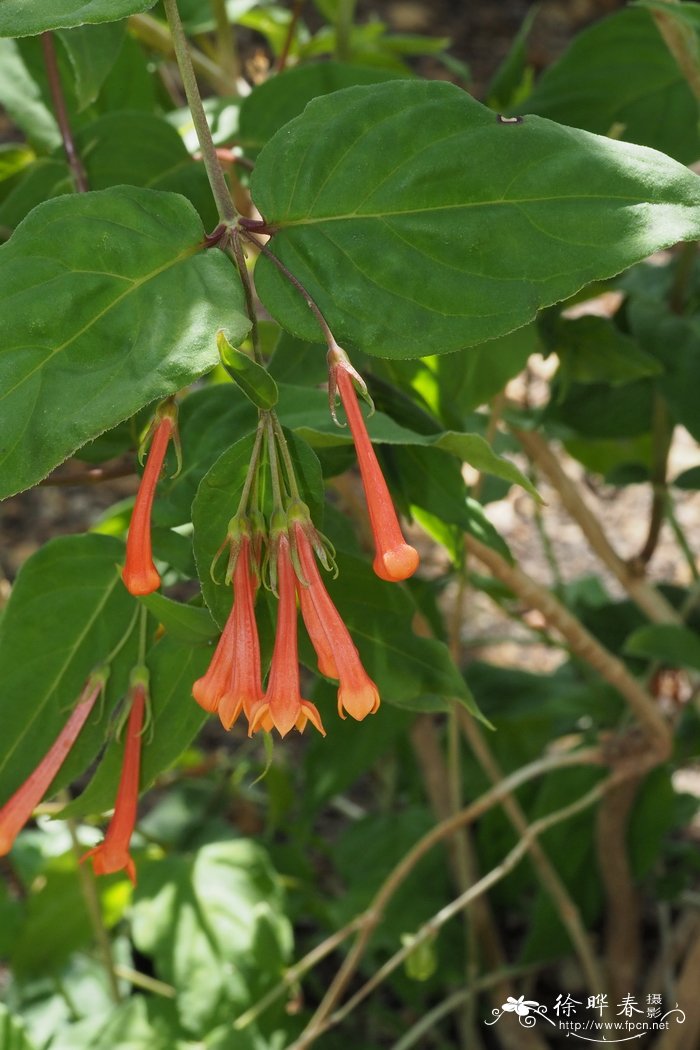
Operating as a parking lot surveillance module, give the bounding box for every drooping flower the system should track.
[122,405,177,596]
[82,672,147,885]
[218,537,263,730]
[292,520,380,721]
[329,349,419,583]
[192,595,237,714]
[0,669,107,856]
[249,532,325,738]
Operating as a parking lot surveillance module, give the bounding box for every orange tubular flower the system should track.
[331,356,419,583]
[250,533,325,738]
[82,675,147,885]
[219,538,263,731]
[192,597,237,714]
[122,411,176,597]
[293,522,380,721]
[0,670,107,856]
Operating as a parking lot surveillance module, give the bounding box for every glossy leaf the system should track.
[252,80,700,359]
[217,331,279,410]
[132,840,292,1035]
[0,186,249,498]
[523,7,700,164]
[0,0,158,37]
[0,535,136,805]
[139,593,219,644]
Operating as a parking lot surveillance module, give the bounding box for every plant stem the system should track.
[513,425,682,625]
[64,802,121,1003]
[40,32,88,192]
[233,915,365,1030]
[210,0,239,86]
[276,0,305,72]
[335,0,357,61]
[292,746,602,1048]
[636,392,672,567]
[665,492,700,581]
[265,413,285,509]
[129,12,233,94]
[291,778,610,1048]
[241,231,336,348]
[237,417,266,516]
[271,414,302,501]
[464,531,673,758]
[230,230,263,364]
[162,0,237,222]
[458,709,607,1000]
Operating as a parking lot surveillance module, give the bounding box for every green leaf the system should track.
[542,313,663,388]
[60,634,210,818]
[523,7,700,164]
[238,60,404,152]
[192,431,325,626]
[139,592,219,643]
[624,624,700,670]
[0,534,136,808]
[0,40,60,151]
[0,0,158,36]
[0,1005,37,1050]
[251,79,700,359]
[0,186,249,499]
[487,2,538,109]
[132,840,293,1036]
[217,331,279,410]
[633,0,700,34]
[56,22,126,111]
[275,384,540,500]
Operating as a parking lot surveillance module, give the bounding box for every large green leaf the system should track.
[0,535,136,805]
[523,7,700,164]
[56,22,126,111]
[132,840,293,1036]
[251,79,700,359]
[0,186,249,498]
[0,0,158,36]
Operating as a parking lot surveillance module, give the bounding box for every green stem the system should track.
[137,605,149,665]
[237,416,266,516]
[664,492,700,582]
[271,414,301,501]
[41,32,89,193]
[63,797,121,1004]
[265,413,285,509]
[103,602,140,665]
[335,0,357,61]
[241,231,336,349]
[162,0,237,222]
[230,230,263,364]
[210,0,239,86]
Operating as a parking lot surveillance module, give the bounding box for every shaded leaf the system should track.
[56,22,125,111]
[624,623,700,670]
[218,330,279,409]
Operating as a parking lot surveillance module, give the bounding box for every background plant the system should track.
[0,1,699,1048]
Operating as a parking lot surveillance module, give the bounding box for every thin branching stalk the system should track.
[41,33,88,192]
[291,746,603,1048]
[513,426,682,626]
[463,532,673,756]
[291,778,610,1049]
[129,12,234,94]
[162,0,237,222]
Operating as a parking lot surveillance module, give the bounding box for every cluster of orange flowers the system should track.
[0,349,418,883]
